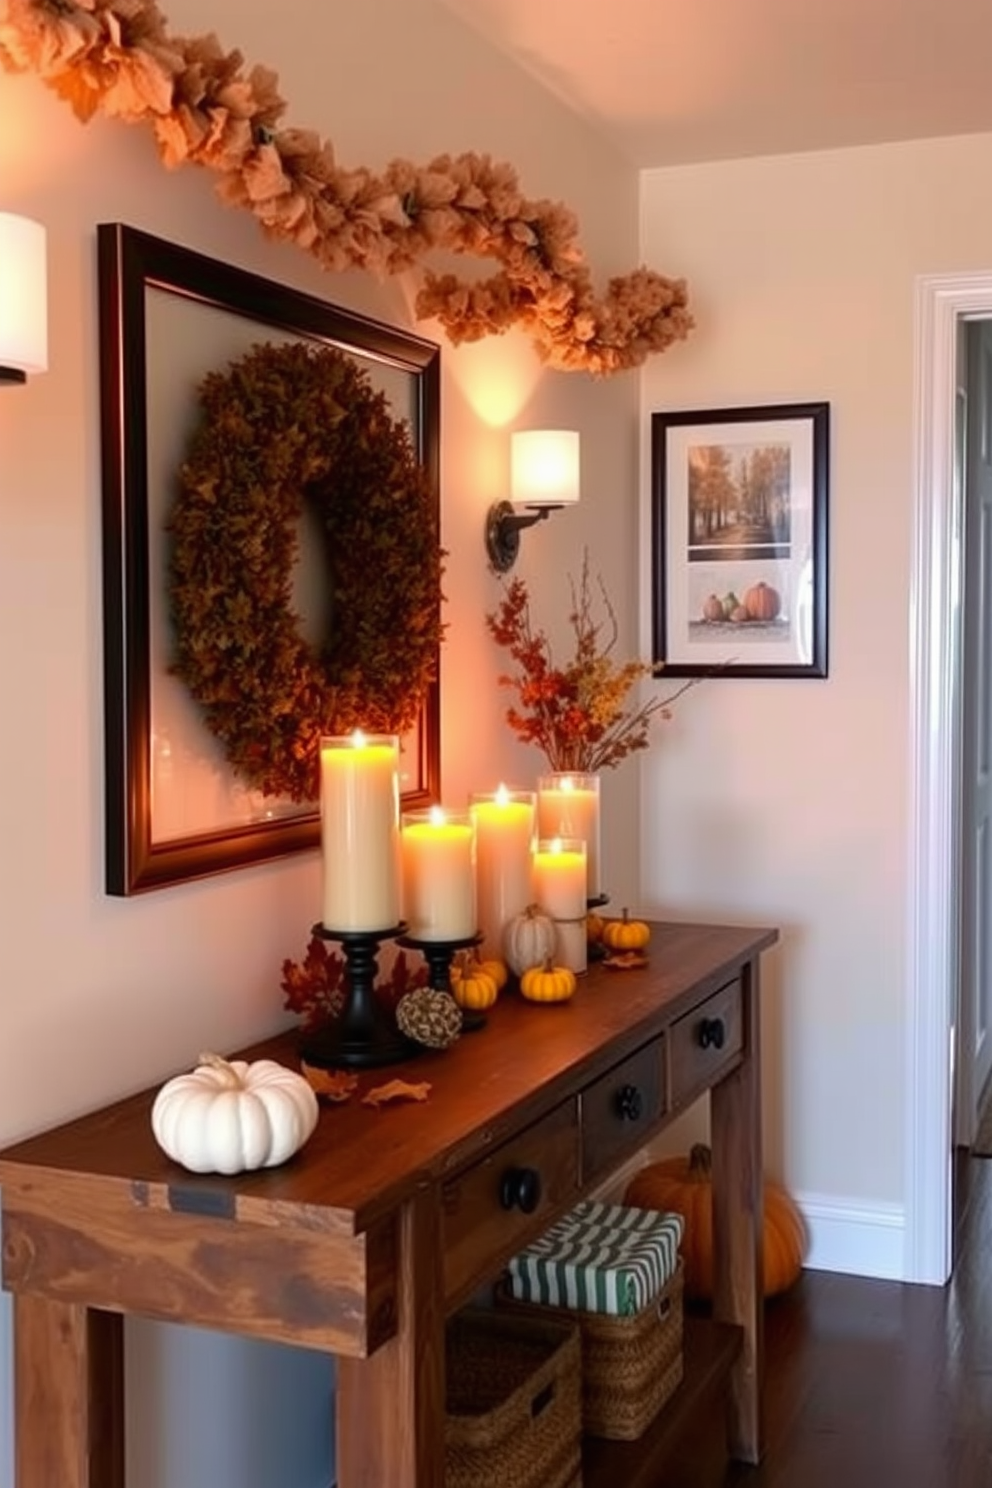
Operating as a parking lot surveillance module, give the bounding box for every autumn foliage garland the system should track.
[0,0,694,375]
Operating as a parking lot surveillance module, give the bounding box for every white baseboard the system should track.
[797,1192,906,1282]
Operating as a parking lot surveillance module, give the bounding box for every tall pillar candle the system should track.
[469,786,536,959]
[537,773,601,898]
[401,807,477,942]
[532,836,587,974]
[320,733,401,932]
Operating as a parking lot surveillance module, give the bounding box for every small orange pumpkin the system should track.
[624,1143,808,1302]
[586,911,606,945]
[519,956,577,1004]
[450,956,499,1013]
[743,581,781,622]
[601,909,651,952]
[451,953,508,993]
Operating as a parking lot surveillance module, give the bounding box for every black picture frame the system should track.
[651,401,829,678]
[98,223,441,896]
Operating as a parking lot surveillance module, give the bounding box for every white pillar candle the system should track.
[469,785,536,959]
[320,733,401,932]
[537,773,601,898]
[401,807,477,942]
[532,836,587,974]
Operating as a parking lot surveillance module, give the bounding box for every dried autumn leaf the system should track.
[602,951,650,971]
[362,1079,431,1108]
[301,1064,358,1103]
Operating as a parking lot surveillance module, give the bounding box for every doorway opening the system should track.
[908,271,992,1286]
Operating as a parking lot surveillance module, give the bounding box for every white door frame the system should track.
[907,269,992,1285]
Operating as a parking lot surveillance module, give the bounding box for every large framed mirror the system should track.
[98,223,441,895]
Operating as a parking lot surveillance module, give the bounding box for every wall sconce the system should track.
[0,213,48,384]
[485,429,580,573]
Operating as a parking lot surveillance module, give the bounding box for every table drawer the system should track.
[442,1099,579,1306]
[580,1038,665,1184]
[669,977,743,1109]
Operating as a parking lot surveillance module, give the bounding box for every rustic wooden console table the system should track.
[0,920,777,1488]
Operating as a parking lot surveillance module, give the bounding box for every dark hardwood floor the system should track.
[671,1156,992,1488]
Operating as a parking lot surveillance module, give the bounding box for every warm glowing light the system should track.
[0,212,47,378]
[511,431,580,507]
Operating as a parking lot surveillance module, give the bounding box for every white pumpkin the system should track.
[151,1052,319,1175]
[503,903,558,977]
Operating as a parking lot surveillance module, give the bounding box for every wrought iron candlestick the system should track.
[397,930,487,1031]
[298,921,419,1070]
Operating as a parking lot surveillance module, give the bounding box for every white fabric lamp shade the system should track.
[511,430,580,507]
[0,213,48,377]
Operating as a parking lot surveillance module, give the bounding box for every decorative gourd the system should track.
[601,909,651,952]
[503,903,558,976]
[396,988,463,1049]
[702,593,725,622]
[450,954,499,1012]
[624,1143,808,1301]
[743,581,781,622]
[151,1053,319,1175]
[519,956,577,1004]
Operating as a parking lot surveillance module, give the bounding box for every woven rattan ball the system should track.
[396,989,463,1049]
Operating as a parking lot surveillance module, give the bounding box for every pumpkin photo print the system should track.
[651,402,829,679]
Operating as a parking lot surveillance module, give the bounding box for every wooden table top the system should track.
[0,922,777,1236]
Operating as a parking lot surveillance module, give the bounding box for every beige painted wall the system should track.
[639,133,992,1236]
[0,2,644,1483]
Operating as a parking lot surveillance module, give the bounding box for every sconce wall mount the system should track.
[485,429,580,574]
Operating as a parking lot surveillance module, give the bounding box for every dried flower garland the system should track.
[168,340,444,802]
[0,0,694,375]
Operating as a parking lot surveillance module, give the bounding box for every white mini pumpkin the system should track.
[151,1052,319,1175]
[503,903,558,977]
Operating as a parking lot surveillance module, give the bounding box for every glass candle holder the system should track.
[401,807,477,942]
[469,786,536,960]
[537,772,601,898]
[320,733,401,932]
[532,836,587,974]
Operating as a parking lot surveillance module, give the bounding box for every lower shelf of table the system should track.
[583,1316,743,1488]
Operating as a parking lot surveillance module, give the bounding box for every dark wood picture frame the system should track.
[651,401,829,678]
[98,222,441,896]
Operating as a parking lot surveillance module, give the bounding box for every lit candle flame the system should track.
[429,804,446,826]
[495,782,510,806]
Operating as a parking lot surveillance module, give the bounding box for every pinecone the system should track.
[396,989,463,1049]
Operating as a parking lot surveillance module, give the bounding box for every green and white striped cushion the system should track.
[507,1200,684,1317]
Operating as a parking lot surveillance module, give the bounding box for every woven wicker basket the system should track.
[445,1308,583,1488]
[497,1260,685,1441]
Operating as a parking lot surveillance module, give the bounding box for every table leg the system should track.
[710,952,765,1464]
[13,1295,124,1488]
[336,1187,445,1488]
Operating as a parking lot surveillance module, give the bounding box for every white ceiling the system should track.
[437,0,992,168]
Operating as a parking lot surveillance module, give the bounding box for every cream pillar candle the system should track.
[320,733,401,932]
[532,836,587,974]
[401,807,477,942]
[537,773,601,898]
[469,785,536,959]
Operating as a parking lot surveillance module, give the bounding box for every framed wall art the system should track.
[651,401,829,679]
[98,223,441,896]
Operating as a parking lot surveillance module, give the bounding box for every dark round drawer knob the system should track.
[698,1017,726,1050]
[500,1166,542,1214]
[615,1083,644,1122]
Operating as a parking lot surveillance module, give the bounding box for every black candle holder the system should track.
[298,921,420,1070]
[397,930,488,1031]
